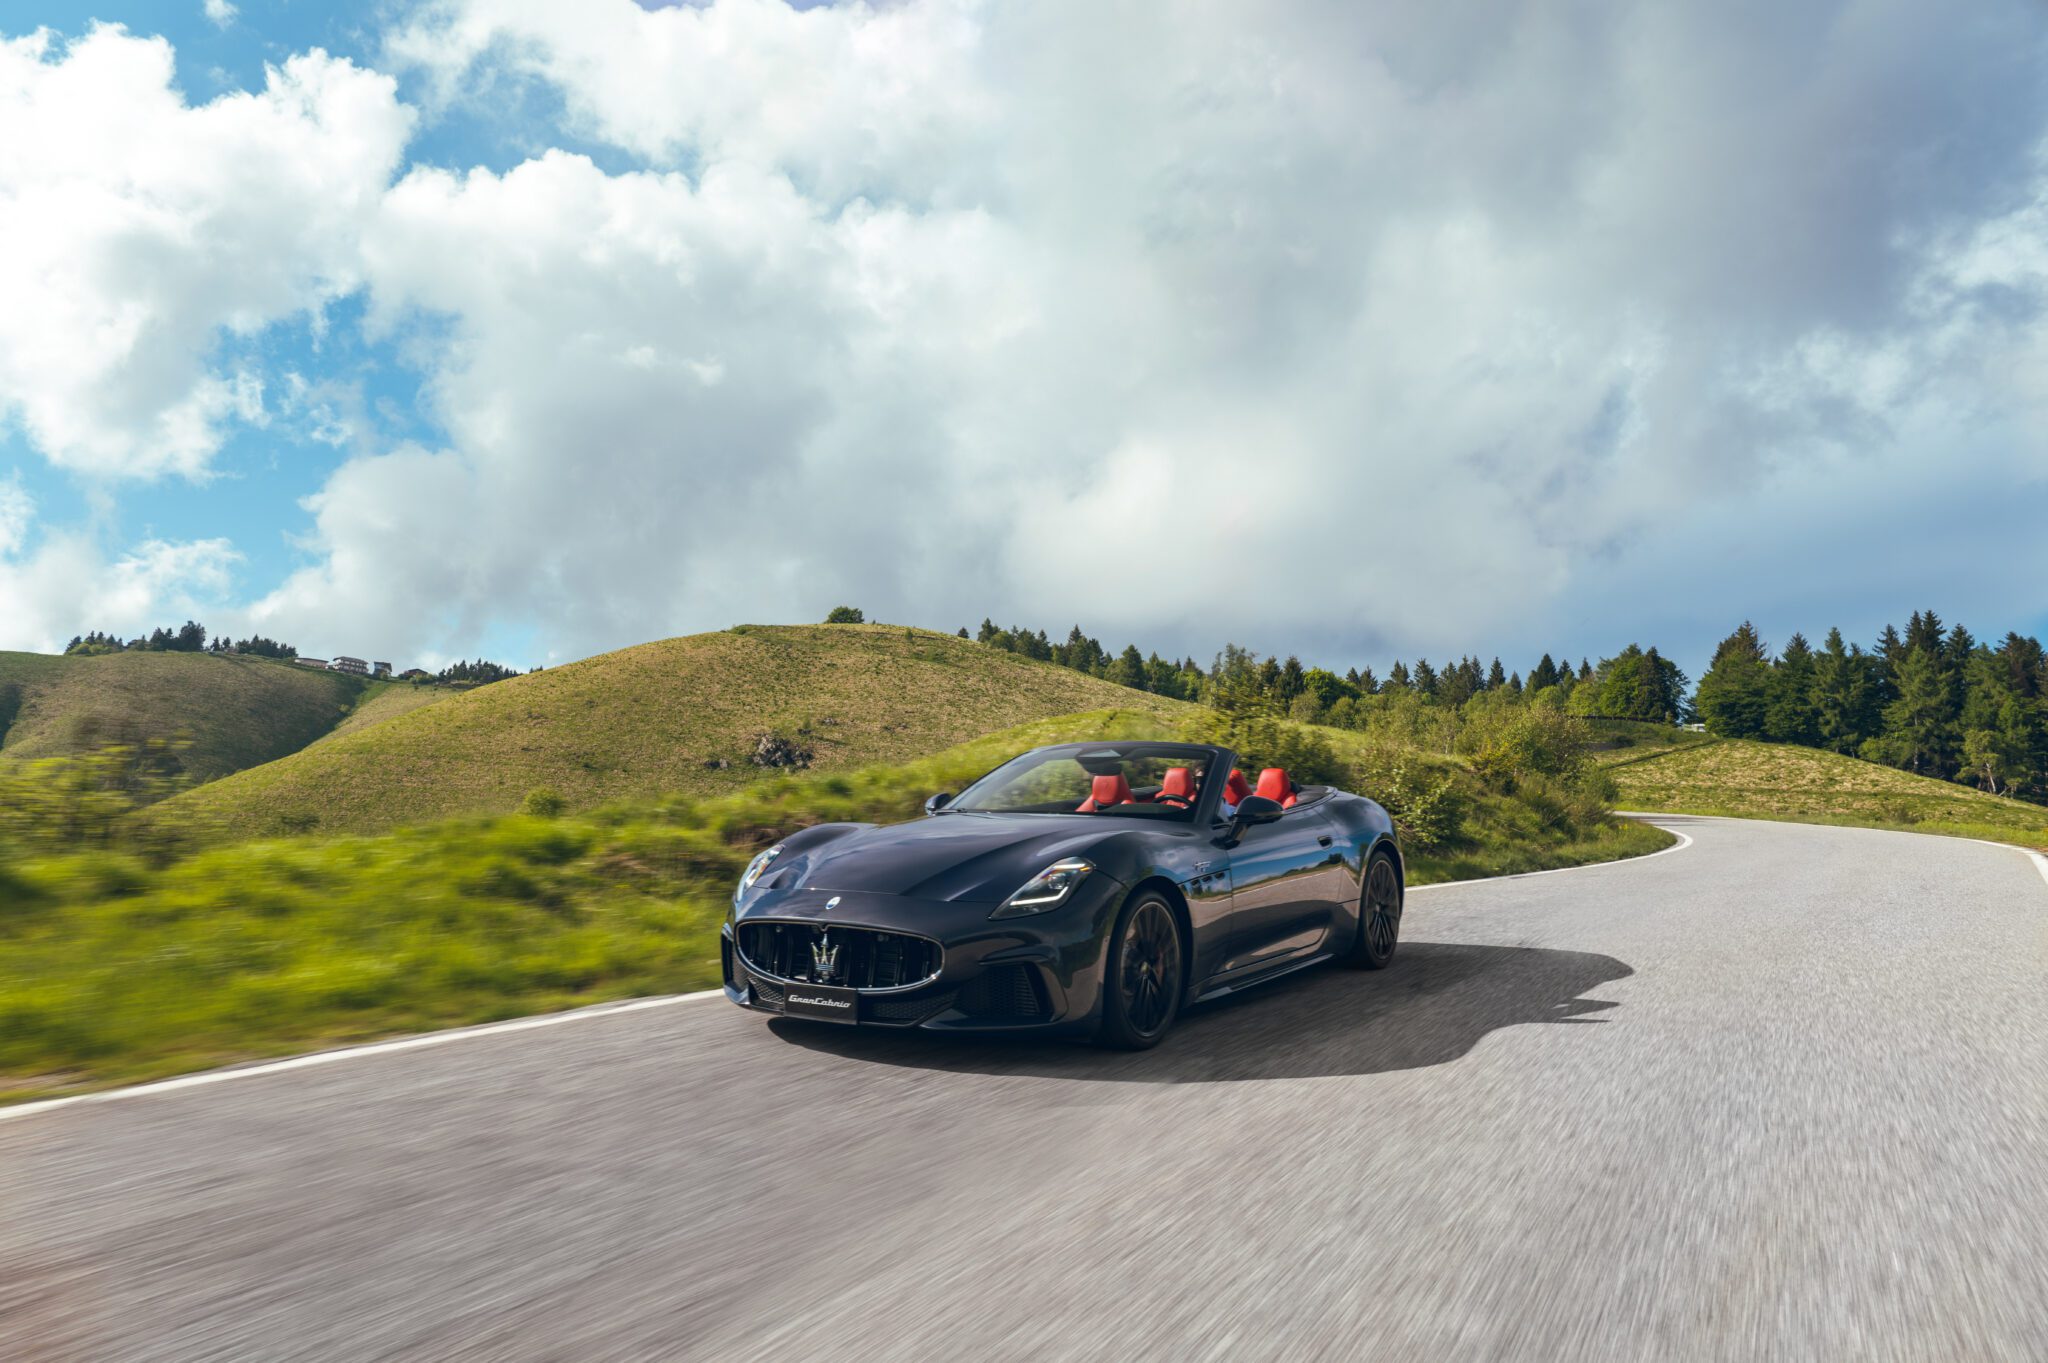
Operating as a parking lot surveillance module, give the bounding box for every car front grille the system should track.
[735,921,943,991]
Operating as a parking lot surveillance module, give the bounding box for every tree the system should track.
[1867,646,1958,776]
[1765,632,1819,745]
[1108,644,1145,690]
[1356,666,1379,695]
[1694,622,1772,738]
[1487,657,1507,691]
[1528,654,1560,693]
[1810,628,1877,753]
[824,606,865,624]
[1411,658,1438,697]
[1592,644,1687,723]
[1278,655,1306,702]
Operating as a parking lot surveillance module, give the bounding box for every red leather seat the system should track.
[1158,767,1196,804]
[1077,773,1134,811]
[1255,768,1298,808]
[1219,769,1253,806]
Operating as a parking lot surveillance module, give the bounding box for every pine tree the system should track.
[1694,622,1773,738]
[1412,658,1439,697]
[1279,655,1306,701]
[1870,646,1959,776]
[1529,654,1560,692]
[1811,629,1875,753]
[1386,661,1411,690]
[1487,657,1507,690]
[1765,632,1819,744]
[1356,666,1379,695]
[1108,644,1144,690]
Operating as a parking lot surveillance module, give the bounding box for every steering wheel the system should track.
[1154,791,1194,808]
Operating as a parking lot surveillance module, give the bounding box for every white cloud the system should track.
[11,3,2048,669]
[202,0,237,29]
[265,0,2040,669]
[0,25,411,479]
[0,497,241,652]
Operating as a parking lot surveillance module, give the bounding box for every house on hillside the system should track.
[330,656,369,676]
[399,667,432,682]
[372,661,392,678]
[294,657,331,668]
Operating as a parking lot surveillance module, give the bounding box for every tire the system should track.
[1096,890,1184,1050]
[1344,847,1402,970]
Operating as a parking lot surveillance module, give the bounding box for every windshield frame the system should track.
[947,741,1234,821]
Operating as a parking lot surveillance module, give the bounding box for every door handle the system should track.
[1317,835,1333,847]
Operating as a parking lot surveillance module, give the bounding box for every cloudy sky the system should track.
[1,1,2044,679]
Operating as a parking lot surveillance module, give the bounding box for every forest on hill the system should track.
[939,608,2048,806]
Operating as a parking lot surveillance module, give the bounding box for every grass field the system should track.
[312,680,452,745]
[2,705,1668,1103]
[161,625,1193,838]
[0,650,367,787]
[1611,738,2048,850]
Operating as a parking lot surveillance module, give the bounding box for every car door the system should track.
[1215,803,1351,975]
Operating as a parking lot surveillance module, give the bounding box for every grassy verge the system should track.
[1611,739,2048,851]
[2,708,1670,1104]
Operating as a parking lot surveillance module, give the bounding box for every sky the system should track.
[1,0,2044,681]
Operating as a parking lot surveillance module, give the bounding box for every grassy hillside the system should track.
[0,650,366,786]
[162,625,1193,838]
[1612,739,2048,850]
[311,680,452,745]
[1587,719,1717,767]
[3,706,1668,1101]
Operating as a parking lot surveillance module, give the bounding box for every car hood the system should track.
[784,813,1117,903]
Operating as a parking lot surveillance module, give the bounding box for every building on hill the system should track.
[330,656,369,676]
[294,657,331,669]
[398,667,432,682]
[372,661,392,678]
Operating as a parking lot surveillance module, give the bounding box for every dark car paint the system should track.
[723,741,1401,1036]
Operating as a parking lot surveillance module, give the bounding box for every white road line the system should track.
[1408,819,1694,895]
[0,989,726,1126]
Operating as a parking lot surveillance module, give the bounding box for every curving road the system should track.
[5,816,2048,1361]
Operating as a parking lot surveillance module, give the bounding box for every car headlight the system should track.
[735,844,783,904]
[991,857,1095,919]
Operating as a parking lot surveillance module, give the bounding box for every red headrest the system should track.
[1255,768,1297,808]
[1077,773,1134,811]
[1221,769,1253,805]
[1159,767,1196,800]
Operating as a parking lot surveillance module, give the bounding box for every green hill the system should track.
[0,650,368,786]
[162,624,1194,837]
[1611,738,2048,850]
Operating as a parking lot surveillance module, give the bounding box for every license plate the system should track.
[783,983,860,1024]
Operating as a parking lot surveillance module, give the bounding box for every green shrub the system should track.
[520,787,567,818]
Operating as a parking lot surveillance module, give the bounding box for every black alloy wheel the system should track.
[1347,849,1403,970]
[1099,893,1183,1049]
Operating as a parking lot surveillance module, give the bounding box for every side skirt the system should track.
[1188,951,1335,1005]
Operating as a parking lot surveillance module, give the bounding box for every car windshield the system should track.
[949,743,1217,819]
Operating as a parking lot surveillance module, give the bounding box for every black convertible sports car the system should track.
[722,740,1405,1048]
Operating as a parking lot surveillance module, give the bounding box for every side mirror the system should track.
[1231,795,1285,827]
[924,792,953,815]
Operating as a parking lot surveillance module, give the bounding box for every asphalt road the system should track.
[6,816,2048,1362]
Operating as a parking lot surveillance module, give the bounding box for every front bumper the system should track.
[721,878,1122,1033]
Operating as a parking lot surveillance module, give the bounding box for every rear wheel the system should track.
[1097,891,1183,1049]
[1345,848,1402,970]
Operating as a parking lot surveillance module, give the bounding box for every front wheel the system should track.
[1096,891,1184,1049]
[1344,848,1402,970]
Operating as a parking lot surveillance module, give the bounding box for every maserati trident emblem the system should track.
[810,931,843,983]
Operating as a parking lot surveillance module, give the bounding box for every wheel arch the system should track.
[1125,874,1195,991]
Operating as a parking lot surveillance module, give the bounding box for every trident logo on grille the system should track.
[810,930,842,983]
